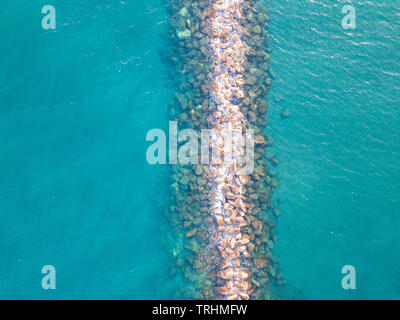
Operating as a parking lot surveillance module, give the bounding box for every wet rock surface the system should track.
[162,0,286,300]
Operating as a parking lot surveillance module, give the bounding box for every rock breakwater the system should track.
[162,0,285,300]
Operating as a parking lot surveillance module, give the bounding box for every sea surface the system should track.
[266,0,400,299]
[0,0,399,299]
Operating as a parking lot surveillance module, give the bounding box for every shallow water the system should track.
[0,0,399,299]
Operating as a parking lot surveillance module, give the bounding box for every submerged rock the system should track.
[254,258,268,269]
[179,7,188,17]
[246,74,257,85]
[254,134,268,145]
[175,92,188,109]
[177,29,192,40]
[271,177,280,188]
[281,108,291,118]
[186,228,197,238]
[195,165,203,176]
[252,25,262,34]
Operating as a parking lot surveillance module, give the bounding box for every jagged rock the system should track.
[254,134,268,145]
[177,29,192,40]
[186,228,197,238]
[179,7,188,17]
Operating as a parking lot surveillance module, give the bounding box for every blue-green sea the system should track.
[0,0,399,299]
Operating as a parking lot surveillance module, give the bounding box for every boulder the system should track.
[245,74,257,85]
[177,29,192,40]
[175,92,188,109]
[186,228,197,238]
[271,177,280,188]
[178,7,188,17]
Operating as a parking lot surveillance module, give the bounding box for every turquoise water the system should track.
[0,0,177,299]
[266,0,400,299]
[0,0,399,299]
